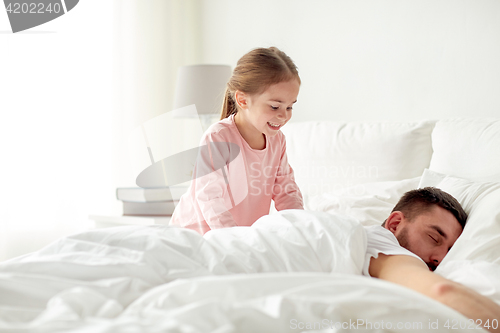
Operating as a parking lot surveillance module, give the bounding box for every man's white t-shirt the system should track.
[362,225,424,276]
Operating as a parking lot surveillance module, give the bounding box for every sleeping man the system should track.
[366,187,500,332]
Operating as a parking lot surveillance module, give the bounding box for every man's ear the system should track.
[234,90,249,110]
[385,211,404,234]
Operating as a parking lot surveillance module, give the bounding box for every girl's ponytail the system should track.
[220,88,237,120]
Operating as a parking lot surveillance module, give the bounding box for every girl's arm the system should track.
[192,133,239,230]
[272,135,304,210]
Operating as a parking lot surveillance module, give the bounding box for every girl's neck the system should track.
[233,113,266,150]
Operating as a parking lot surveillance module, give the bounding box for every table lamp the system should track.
[134,64,232,188]
[172,64,232,131]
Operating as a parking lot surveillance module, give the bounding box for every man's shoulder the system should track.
[364,225,409,253]
[364,225,398,243]
[362,225,423,276]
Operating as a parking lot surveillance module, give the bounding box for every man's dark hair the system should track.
[382,187,467,229]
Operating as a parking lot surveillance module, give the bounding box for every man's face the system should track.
[393,205,463,271]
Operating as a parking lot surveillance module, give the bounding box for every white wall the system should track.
[0,1,115,260]
[199,0,500,122]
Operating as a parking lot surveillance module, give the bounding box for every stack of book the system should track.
[116,186,188,217]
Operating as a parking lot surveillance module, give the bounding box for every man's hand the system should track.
[370,254,500,333]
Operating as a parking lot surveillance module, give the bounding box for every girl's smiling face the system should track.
[234,79,300,148]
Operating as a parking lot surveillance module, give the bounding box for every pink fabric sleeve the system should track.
[192,131,239,229]
[272,136,304,211]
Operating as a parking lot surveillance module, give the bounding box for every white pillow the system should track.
[429,118,500,182]
[419,169,500,265]
[282,121,435,199]
[307,177,421,226]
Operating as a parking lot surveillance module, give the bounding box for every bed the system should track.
[0,118,499,332]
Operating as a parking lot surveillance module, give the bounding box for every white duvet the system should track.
[0,210,479,332]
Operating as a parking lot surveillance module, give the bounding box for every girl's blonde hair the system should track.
[220,47,300,120]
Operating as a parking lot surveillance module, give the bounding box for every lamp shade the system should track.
[173,64,232,117]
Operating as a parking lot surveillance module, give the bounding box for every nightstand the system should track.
[89,215,172,228]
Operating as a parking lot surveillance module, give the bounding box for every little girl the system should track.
[170,47,304,234]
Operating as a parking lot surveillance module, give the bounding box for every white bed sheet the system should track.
[0,201,490,332]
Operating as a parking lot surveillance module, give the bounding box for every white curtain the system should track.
[113,0,203,188]
[0,0,202,261]
[0,1,115,260]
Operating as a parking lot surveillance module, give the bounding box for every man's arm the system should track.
[370,254,500,333]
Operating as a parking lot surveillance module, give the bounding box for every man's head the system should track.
[382,187,468,271]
